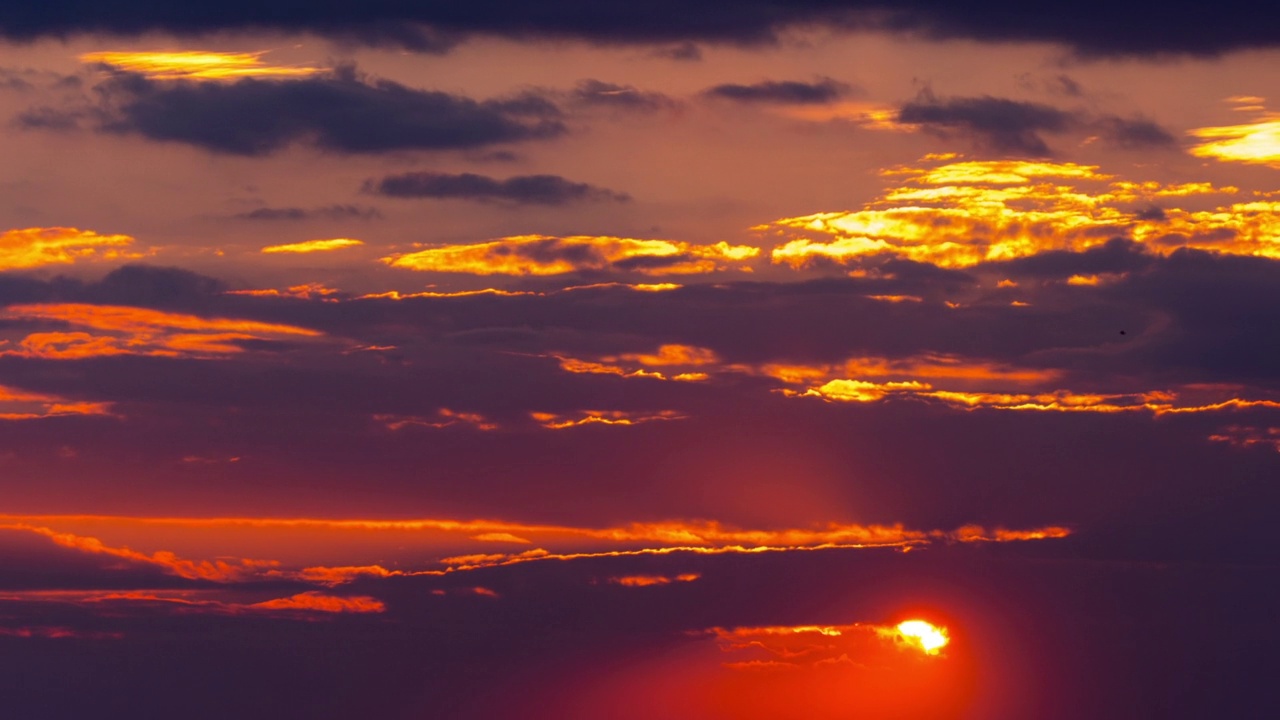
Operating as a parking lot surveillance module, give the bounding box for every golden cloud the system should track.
[80,50,322,80]
[552,344,717,382]
[260,238,364,254]
[760,158,1277,267]
[384,234,760,276]
[1,303,322,359]
[1189,99,1280,168]
[0,227,139,271]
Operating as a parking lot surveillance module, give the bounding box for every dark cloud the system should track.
[1092,114,1176,148]
[0,2,1275,56]
[652,42,703,61]
[40,66,564,155]
[569,79,677,112]
[703,77,854,104]
[366,172,631,205]
[898,94,1176,156]
[898,95,1073,156]
[14,105,86,131]
[233,204,382,221]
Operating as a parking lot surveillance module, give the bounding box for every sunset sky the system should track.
[1,3,1278,718]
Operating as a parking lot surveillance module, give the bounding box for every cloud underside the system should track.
[384,235,759,275]
[27,67,563,155]
[896,95,1174,157]
[367,172,630,205]
[0,2,1276,55]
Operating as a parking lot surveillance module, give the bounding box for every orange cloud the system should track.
[761,157,1277,267]
[384,234,760,276]
[551,344,718,383]
[530,409,686,428]
[0,227,139,270]
[1,303,322,359]
[0,514,1070,588]
[0,588,384,618]
[249,591,384,614]
[225,283,343,300]
[1208,425,1280,452]
[0,385,115,420]
[80,50,322,80]
[609,573,702,587]
[260,238,364,254]
[787,378,1280,415]
[705,618,951,668]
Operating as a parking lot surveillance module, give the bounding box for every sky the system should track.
[1,3,1279,718]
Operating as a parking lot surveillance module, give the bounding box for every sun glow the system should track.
[896,620,950,655]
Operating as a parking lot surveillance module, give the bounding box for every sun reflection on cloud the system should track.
[1189,98,1280,168]
[384,234,759,276]
[761,157,1278,267]
[0,227,140,270]
[80,50,323,80]
[260,238,364,254]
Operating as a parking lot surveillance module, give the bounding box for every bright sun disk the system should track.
[896,619,949,655]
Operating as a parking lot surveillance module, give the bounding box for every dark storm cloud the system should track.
[897,94,1177,156]
[703,77,854,104]
[366,172,631,205]
[0,1,1275,56]
[44,66,564,155]
[233,204,383,221]
[569,79,678,112]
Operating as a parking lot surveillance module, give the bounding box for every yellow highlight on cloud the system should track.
[1189,115,1280,168]
[261,238,364,254]
[385,235,760,276]
[1,227,138,270]
[762,157,1278,268]
[80,51,322,80]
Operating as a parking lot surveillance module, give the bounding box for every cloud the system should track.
[383,234,759,275]
[0,385,114,420]
[703,77,853,105]
[760,157,1267,269]
[0,303,323,359]
[569,79,677,111]
[0,227,139,271]
[897,95,1176,156]
[366,172,630,205]
[52,65,564,156]
[1189,102,1280,168]
[1,2,1276,56]
[248,591,385,614]
[233,204,381,221]
[260,238,365,254]
[79,50,322,80]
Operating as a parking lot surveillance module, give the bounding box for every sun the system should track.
[896,620,950,655]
